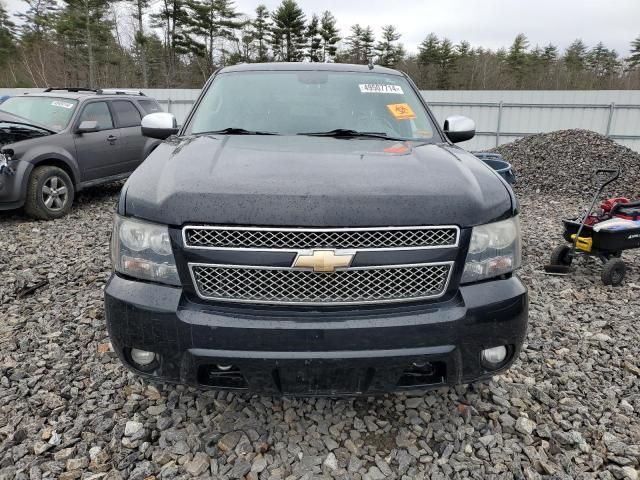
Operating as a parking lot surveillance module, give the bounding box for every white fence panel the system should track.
[421,90,640,152]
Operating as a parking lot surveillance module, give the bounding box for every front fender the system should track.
[0,160,33,208]
[18,143,80,185]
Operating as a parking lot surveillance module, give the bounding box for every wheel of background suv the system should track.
[601,257,625,286]
[24,165,75,220]
[549,244,573,266]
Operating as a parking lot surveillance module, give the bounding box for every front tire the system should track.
[24,166,75,220]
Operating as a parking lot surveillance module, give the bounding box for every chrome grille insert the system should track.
[189,262,453,305]
[183,225,459,250]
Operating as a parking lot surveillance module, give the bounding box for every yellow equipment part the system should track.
[570,234,593,252]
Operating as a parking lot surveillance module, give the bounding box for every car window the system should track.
[0,96,78,132]
[78,102,114,131]
[187,71,441,141]
[112,100,142,128]
[138,99,162,115]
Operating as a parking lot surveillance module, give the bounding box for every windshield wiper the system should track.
[196,127,278,136]
[297,128,406,141]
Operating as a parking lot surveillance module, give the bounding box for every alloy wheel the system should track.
[42,175,68,211]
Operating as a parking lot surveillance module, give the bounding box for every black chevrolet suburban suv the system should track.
[0,88,161,219]
[105,63,528,396]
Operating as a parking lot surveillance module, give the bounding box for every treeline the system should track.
[1,0,640,89]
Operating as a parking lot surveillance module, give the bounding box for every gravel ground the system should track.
[1,142,640,479]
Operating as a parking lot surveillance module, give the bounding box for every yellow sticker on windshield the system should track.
[387,103,416,120]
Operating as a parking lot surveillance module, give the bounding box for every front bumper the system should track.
[0,160,30,210]
[105,274,528,395]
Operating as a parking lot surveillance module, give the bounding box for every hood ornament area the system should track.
[293,249,355,273]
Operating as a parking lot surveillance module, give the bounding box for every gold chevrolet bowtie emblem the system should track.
[293,249,355,273]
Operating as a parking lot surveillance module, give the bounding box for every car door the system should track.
[110,100,147,172]
[73,100,123,182]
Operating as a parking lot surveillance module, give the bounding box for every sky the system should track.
[4,0,639,56]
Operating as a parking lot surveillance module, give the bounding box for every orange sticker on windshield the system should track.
[387,103,416,120]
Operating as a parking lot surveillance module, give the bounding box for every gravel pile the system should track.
[492,129,640,198]
[1,162,639,479]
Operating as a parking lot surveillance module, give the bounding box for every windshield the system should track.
[188,70,440,141]
[1,96,78,132]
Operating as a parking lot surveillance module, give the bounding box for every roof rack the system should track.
[41,87,146,96]
[43,87,97,93]
[96,89,146,96]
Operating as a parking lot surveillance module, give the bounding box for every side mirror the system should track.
[141,112,179,140]
[443,115,475,143]
[76,120,99,134]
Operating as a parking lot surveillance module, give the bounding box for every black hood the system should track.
[0,110,55,148]
[124,135,514,228]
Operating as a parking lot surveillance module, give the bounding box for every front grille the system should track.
[183,226,458,250]
[190,263,452,305]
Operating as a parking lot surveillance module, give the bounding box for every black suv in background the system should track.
[106,63,527,396]
[0,88,162,219]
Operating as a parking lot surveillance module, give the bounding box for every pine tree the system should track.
[150,0,191,85]
[541,43,558,63]
[128,0,151,87]
[144,33,169,86]
[530,45,542,62]
[251,4,270,62]
[305,13,321,62]
[360,26,375,62]
[344,24,363,63]
[456,40,472,57]
[588,42,620,78]
[507,33,529,87]
[186,0,242,73]
[451,40,474,88]
[57,0,114,88]
[375,25,403,67]
[418,33,440,66]
[564,39,588,72]
[343,24,374,64]
[270,0,305,62]
[630,35,640,68]
[496,47,508,63]
[17,0,58,35]
[0,2,16,78]
[231,17,255,64]
[437,37,455,88]
[563,39,588,87]
[319,10,339,62]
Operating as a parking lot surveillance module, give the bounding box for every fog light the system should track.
[131,348,156,366]
[216,364,233,371]
[481,346,508,367]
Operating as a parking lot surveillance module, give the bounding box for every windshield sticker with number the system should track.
[51,100,75,109]
[387,103,416,120]
[359,84,404,94]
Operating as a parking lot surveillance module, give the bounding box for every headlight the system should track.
[461,216,521,283]
[111,215,180,286]
[0,152,15,175]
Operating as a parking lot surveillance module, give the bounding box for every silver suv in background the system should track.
[0,88,162,219]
